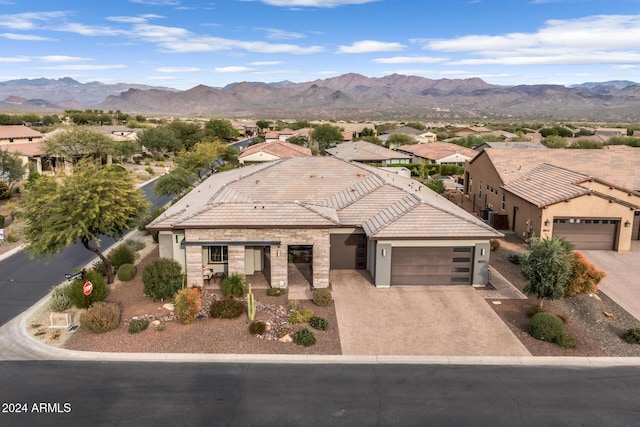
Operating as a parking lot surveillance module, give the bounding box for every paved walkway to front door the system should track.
[330,270,531,356]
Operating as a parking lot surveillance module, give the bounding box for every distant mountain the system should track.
[570,80,639,90]
[3,74,640,121]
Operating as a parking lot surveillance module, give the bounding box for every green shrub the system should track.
[309,316,329,331]
[0,214,4,228]
[529,312,565,344]
[117,263,137,282]
[81,301,121,333]
[508,254,523,265]
[145,166,154,175]
[210,298,244,319]
[156,323,165,331]
[293,328,316,347]
[128,318,149,334]
[490,239,501,251]
[108,244,135,272]
[125,238,146,252]
[289,308,315,324]
[621,328,640,344]
[174,288,201,325]
[68,271,108,308]
[312,288,332,307]
[249,321,267,335]
[48,283,72,312]
[266,288,286,297]
[527,305,544,318]
[558,333,578,349]
[5,228,18,243]
[277,326,292,338]
[221,273,247,298]
[0,181,10,200]
[91,259,107,277]
[142,257,183,300]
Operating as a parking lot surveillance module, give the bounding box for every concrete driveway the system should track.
[583,241,640,321]
[330,270,531,356]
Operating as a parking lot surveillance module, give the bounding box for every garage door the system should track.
[330,234,367,269]
[633,211,640,241]
[552,218,618,250]
[390,247,472,285]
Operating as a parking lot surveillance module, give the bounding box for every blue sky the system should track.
[1,0,640,89]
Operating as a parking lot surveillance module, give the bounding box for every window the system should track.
[453,247,471,253]
[210,246,228,263]
[501,194,506,210]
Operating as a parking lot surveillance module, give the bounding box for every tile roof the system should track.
[477,147,640,190]
[0,125,43,140]
[149,156,501,239]
[0,141,45,156]
[398,142,478,161]
[238,141,311,160]
[326,140,410,162]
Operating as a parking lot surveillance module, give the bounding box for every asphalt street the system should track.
[0,361,639,426]
[0,181,171,326]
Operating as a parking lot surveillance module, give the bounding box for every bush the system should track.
[81,301,121,333]
[142,257,183,300]
[309,316,329,331]
[529,312,565,344]
[108,244,135,272]
[289,308,315,324]
[490,239,501,251]
[174,288,201,325]
[277,326,293,338]
[508,254,523,265]
[558,333,578,349]
[48,283,72,312]
[564,252,606,297]
[210,298,244,319]
[128,318,149,334]
[293,328,316,347]
[0,181,10,200]
[312,288,332,307]
[145,166,155,175]
[68,271,108,308]
[156,323,165,331]
[621,328,640,344]
[91,259,107,277]
[117,263,137,282]
[221,273,247,298]
[0,214,4,228]
[249,321,267,335]
[125,238,146,252]
[266,288,286,297]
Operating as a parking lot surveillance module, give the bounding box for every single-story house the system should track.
[464,146,640,251]
[594,128,627,137]
[238,141,312,164]
[340,122,377,138]
[264,129,294,143]
[0,125,44,144]
[148,156,502,289]
[326,140,410,166]
[397,142,478,166]
[473,141,548,151]
[454,126,492,137]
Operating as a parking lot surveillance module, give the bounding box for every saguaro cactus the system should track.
[247,283,256,322]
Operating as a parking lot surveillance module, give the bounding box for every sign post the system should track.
[83,281,93,309]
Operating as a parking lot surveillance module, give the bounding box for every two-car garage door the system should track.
[391,247,473,285]
[552,218,618,250]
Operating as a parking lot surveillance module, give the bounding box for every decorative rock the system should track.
[163,303,175,311]
[278,334,293,343]
[150,320,161,327]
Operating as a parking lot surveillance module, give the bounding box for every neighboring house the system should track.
[473,141,548,151]
[232,119,259,137]
[417,131,437,143]
[238,141,311,164]
[397,142,478,166]
[264,129,294,143]
[148,156,502,289]
[464,147,640,251]
[0,125,44,144]
[0,125,63,176]
[595,127,627,137]
[340,122,377,138]
[326,140,410,166]
[384,126,424,137]
[88,125,141,142]
[488,130,518,140]
[454,126,492,137]
[341,130,353,142]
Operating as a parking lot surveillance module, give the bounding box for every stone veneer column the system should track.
[312,239,330,288]
[227,245,245,276]
[270,245,288,288]
[185,245,204,287]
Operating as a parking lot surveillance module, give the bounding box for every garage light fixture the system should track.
[624,220,631,228]
[382,249,387,257]
[544,219,550,226]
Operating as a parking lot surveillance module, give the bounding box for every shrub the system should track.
[5,228,18,243]
[249,321,267,335]
[145,166,155,175]
[0,214,4,228]
[68,271,108,308]
[108,244,135,272]
[128,318,149,334]
[526,305,544,318]
[117,263,137,282]
[156,323,165,331]
[277,326,293,338]
[490,239,501,251]
[558,333,579,349]
[174,288,201,325]
[529,312,565,344]
[289,308,315,324]
[309,316,329,331]
[91,259,107,277]
[221,273,247,298]
[621,328,640,344]
[48,283,72,312]
[210,298,244,319]
[125,238,146,252]
[81,301,121,333]
[508,254,523,265]
[564,252,606,297]
[312,288,332,307]
[266,288,286,297]
[0,181,10,200]
[142,257,183,300]
[293,328,316,347]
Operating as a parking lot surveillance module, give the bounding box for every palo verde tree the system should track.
[311,124,343,153]
[204,118,240,142]
[521,237,573,309]
[43,127,115,164]
[0,148,26,190]
[20,160,150,284]
[137,126,182,158]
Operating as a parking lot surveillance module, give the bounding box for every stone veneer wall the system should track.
[184,228,330,288]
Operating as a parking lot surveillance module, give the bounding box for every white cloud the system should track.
[337,40,405,54]
[251,0,378,7]
[250,61,283,66]
[372,56,447,64]
[34,64,127,70]
[156,67,202,72]
[0,57,29,63]
[0,11,67,30]
[130,0,180,5]
[0,33,53,41]
[259,27,305,40]
[55,23,127,37]
[106,14,164,24]
[37,56,93,63]
[214,66,254,73]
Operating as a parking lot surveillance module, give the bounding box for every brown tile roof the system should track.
[0,141,45,156]
[238,141,311,160]
[0,125,43,140]
[398,142,478,162]
[326,140,410,162]
[476,147,640,190]
[149,156,501,239]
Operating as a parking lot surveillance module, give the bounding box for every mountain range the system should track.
[1,75,640,121]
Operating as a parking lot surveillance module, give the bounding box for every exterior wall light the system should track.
[624,220,631,228]
[544,219,551,226]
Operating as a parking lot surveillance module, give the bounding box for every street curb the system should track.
[0,244,24,262]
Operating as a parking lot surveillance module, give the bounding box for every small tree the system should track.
[0,148,26,190]
[311,124,343,153]
[386,133,415,148]
[43,127,115,164]
[204,118,240,141]
[256,120,271,133]
[521,237,573,309]
[138,127,182,158]
[564,252,606,297]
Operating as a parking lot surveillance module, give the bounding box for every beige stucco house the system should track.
[148,156,501,289]
[326,140,410,166]
[238,141,311,164]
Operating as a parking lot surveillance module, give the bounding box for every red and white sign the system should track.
[83,281,93,296]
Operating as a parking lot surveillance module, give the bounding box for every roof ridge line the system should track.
[297,201,341,225]
[365,194,421,236]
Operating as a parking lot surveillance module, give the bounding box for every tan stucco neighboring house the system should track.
[454,126,492,137]
[326,140,410,166]
[397,142,478,166]
[238,141,311,164]
[147,156,502,289]
[464,146,640,251]
[0,125,44,144]
[0,125,65,176]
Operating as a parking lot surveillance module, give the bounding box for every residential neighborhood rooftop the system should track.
[326,140,410,162]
